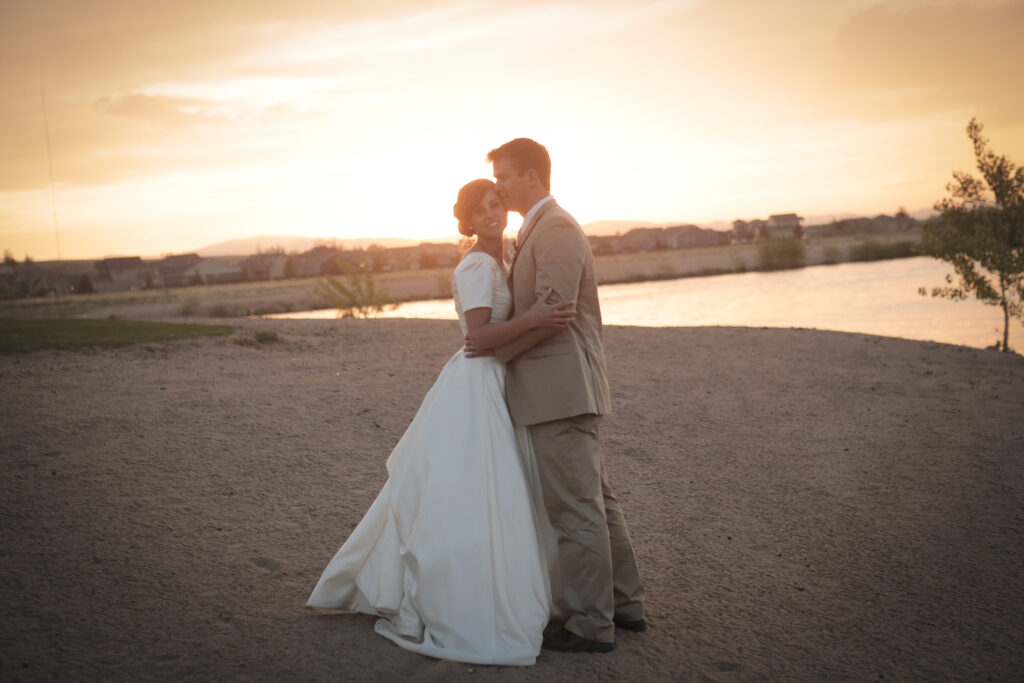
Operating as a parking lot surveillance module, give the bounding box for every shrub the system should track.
[757,237,806,271]
[314,263,396,318]
[849,239,915,262]
[74,275,96,294]
[179,297,200,317]
[233,330,280,346]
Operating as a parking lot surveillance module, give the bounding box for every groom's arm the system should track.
[494,221,586,363]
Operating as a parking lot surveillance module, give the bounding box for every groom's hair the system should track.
[486,138,551,191]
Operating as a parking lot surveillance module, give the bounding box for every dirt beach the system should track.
[2,319,1022,681]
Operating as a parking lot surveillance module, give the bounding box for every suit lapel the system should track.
[511,200,557,272]
[507,200,557,317]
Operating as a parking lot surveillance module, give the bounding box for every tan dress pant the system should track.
[528,413,645,643]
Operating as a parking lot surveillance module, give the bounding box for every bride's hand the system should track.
[463,335,494,357]
[526,287,576,328]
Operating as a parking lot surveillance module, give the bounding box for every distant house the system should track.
[180,258,244,285]
[731,220,754,244]
[383,243,459,271]
[93,256,149,292]
[155,253,202,287]
[663,224,723,249]
[4,259,99,296]
[414,242,459,270]
[291,246,364,277]
[292,246,339,277]
[590,225,726,254]
[730,215,800,241]
[3,264,56,298]
[588,235,618,256]
[803,214,909,240]
[57,261,101,294]
[765,213,803,239]
[242,252,288,281]
[382,246,418,272]
[870,214,900,232]
[618,227,666,253]
[327,250,365,275]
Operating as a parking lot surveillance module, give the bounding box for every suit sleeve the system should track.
[494,219,586,362]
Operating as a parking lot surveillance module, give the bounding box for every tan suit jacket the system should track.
[495,200,611,426]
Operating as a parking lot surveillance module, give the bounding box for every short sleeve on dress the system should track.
[455,254,495,312]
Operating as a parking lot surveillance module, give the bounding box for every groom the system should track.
[486,138,646,653]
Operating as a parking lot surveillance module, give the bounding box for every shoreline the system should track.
[0,231,922,321]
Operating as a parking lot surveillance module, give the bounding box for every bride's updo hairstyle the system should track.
[453,179,496,237]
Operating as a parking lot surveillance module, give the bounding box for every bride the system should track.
[306,179,575,666]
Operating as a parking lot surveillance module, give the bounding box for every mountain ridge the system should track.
[194,235,422,257]
[192,208,938,257]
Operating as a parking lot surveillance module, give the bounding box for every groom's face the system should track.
[492,158,529,215]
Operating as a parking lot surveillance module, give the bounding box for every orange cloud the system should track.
[833,2,1024,124]
[2,0,1023,259]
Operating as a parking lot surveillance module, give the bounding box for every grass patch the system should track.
[207,303,235,318]
[233,330,281,346]
[0,319,234,352]
[0,291,180,320]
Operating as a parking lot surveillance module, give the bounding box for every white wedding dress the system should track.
[306,251,550,666]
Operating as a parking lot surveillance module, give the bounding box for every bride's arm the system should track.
[464,288,575,352]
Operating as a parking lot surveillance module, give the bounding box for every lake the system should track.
[272,257,1012,350]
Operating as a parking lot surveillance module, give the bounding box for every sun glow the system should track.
[2,1,1023,259]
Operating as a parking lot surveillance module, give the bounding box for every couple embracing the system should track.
[307,138,646,665]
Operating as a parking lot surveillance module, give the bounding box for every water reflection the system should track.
[271,257,1010,349]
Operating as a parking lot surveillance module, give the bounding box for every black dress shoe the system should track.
[542,620,564,638]
[541,628,615,653]
[613,616,647,632]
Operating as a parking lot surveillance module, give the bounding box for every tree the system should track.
[418,249,438,270]
[895,206,912,231]
[74,274,95,294]
[314,261,396,319]
[366,244,389,272]
[283,254,298,279]
[919,118,1024,352]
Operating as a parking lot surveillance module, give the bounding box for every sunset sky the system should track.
[2,0,1023,260]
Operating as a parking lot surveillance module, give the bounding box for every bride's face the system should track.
[470,188,507,239]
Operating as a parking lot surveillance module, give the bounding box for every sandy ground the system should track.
[2,319,1022,682]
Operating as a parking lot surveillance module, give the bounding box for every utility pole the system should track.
[41,89,62,260]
